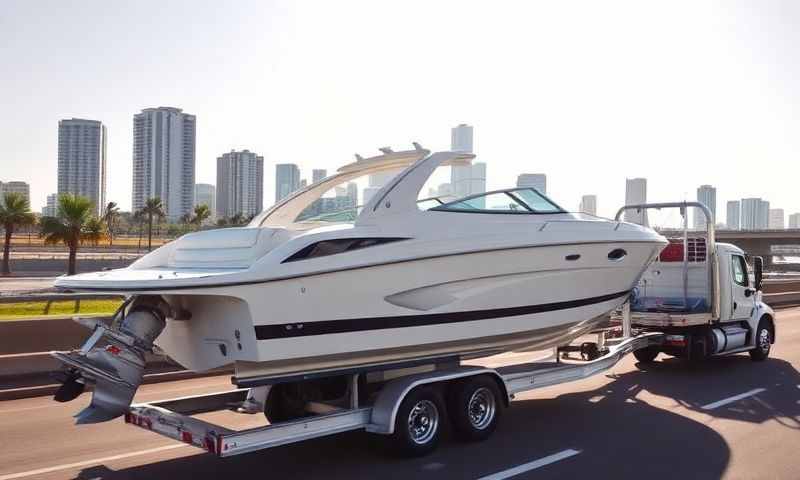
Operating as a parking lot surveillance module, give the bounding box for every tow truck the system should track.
[615,202,775,364]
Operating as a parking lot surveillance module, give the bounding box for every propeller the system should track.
[52,369,85,403]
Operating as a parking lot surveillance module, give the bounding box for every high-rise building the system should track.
[768,208,784,230]
[216,150,264,219]
[194,183,216,221]
[694,185,716,229]
[470,162,487,207]
[363,187,380,205]
[275,164,300,203]
[346,182,358,207]
[362,170,396,205]
[624,178,648,226]
[312,169,327,184]
[132,107,196,220]
[42,193,57,216]
[451,123,473,152]
[57,118,107,215]
[449,124,485,202]
[741,198,769,229]
[0,181,30,207]
[726,200,740,230]
[789,213,800,229]
[579,195,597,215]
[516,174,547,195]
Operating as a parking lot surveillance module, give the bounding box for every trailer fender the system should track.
[365,366,506,435]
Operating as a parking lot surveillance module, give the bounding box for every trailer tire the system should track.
[449,376,502,442]
[633,346,659,364]
[749,320,772,362]
[391,386,445,457]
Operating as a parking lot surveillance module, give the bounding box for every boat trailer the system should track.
[121,301,662,457]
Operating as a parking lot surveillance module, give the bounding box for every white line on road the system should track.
[0,444,188,480]
[701,388,766,410]
[477,449,581,480]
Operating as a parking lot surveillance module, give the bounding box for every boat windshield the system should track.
[430,188,564,214]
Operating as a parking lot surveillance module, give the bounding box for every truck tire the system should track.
[391,386,445,457]
[449,376,502,442]
[633,346,659,364]
[749,320,772,362]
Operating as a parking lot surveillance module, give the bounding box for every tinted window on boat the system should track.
[283,238,407,263]
[430,188,564,214]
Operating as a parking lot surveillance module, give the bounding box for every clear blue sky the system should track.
[1,0,798,223]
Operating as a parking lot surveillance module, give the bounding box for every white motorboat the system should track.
[52,145,667,423]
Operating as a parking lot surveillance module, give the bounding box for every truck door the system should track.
[730,254,754,320]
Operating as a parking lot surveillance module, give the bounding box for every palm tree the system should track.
[191,204,211,228]
[39,194,94,275]
[82,217,106,246]
[101,202,120,246]
[0,192,36,275]
[139,197,165,251]
[230,212,246,226]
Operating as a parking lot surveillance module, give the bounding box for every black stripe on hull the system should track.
[254,290,630,340]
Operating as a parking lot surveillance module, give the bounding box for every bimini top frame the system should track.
[250,144,474,228]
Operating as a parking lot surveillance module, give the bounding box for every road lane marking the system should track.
[0,444,188,480]
[701,388,766,410]
[477,449,581,480]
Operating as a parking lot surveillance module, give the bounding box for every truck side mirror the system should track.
[753,256,763,291]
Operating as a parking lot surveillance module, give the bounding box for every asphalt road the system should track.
[1,309,799,480]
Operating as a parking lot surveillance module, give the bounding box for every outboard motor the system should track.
[51,297,169,424]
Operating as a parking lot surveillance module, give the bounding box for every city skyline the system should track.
[6,114,800,228]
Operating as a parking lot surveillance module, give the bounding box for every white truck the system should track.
[615,202,776,364]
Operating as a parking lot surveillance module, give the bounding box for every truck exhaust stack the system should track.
[51,298,167,424]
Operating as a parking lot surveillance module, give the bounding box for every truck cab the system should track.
[616,202,776,363]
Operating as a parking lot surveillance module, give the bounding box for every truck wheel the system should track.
[749,321,772,362]
[449,376,502,442]
[633,346,659,364]
[391,386,444,457]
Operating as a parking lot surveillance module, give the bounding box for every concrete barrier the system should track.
[0,316,112,355]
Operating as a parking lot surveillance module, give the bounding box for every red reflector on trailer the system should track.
[182,431,193,444]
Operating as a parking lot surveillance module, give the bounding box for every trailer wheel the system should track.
[391,386,444,457]
[633,346,659,364]
[749,320,772,362]
[449,376,502,442]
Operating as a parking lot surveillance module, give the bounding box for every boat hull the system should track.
[151,240,661,379]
